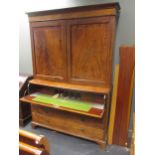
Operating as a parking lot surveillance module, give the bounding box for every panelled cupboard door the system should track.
[30,20,67,82]
[67,16,116,87]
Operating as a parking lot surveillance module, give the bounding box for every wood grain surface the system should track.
[29,78,111,94]
[112,46,135,146]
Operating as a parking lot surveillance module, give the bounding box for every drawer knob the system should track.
[80,128,85,132]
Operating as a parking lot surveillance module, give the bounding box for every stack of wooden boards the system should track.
[19,129,50,155]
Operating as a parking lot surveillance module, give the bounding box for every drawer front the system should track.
[32,105,105,140]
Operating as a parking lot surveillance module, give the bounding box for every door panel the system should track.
[67,17,115,86]
[31,21,67,82]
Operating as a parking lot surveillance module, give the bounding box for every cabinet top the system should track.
[27,2,120,22]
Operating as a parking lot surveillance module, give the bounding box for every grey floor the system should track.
[20,123,130,155]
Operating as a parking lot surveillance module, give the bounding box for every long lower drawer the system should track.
[31,105,105,140]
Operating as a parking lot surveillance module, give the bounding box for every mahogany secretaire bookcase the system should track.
[20,3,120,149]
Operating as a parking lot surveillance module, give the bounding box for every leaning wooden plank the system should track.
[108,64,119,144]
[112,46,135,146]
